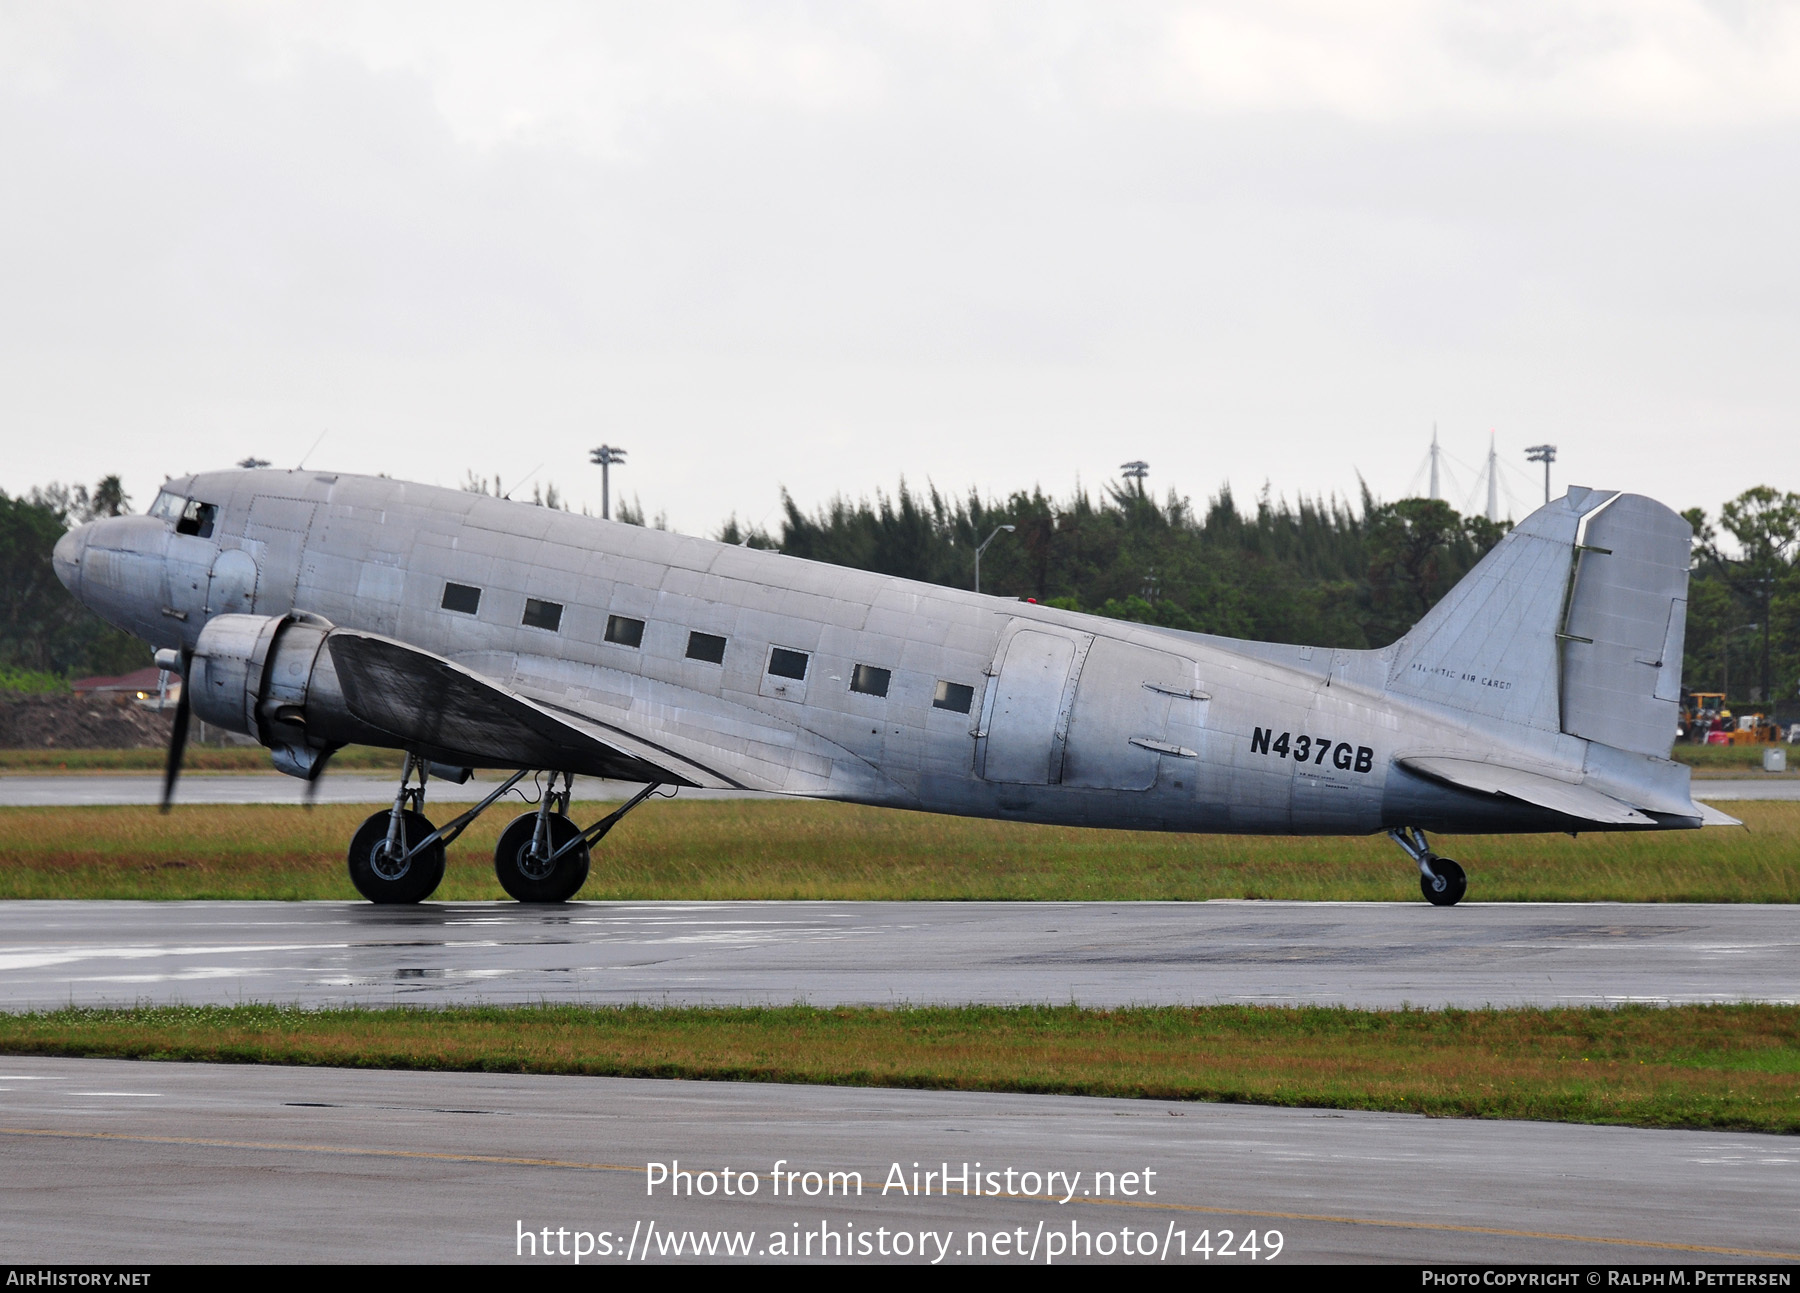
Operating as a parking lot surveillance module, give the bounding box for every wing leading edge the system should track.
[326,632,704,786]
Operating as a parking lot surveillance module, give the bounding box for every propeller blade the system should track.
[303,745,338,809]
[160,651,192,813]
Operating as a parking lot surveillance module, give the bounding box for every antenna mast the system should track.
[1429,425,1440,501]
[1486,433,1499,522]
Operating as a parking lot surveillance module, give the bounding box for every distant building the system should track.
[72,667,180,706]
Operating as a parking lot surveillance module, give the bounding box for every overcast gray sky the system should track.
[3,1,1797,532]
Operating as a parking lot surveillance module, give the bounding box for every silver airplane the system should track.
[52,468,1732,905]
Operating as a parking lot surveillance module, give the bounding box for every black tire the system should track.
[494,811,591,903]
[1420,857,1467,907]
[347,808,446,904]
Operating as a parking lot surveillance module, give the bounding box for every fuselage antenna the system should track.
[296,430,328,471]
[502,464,544,501]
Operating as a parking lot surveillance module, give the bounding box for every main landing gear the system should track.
[493,775,664,903]
[1387,826,1468,907]
[346,755,663,905]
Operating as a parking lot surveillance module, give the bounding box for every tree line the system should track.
[722,476,1799,711]
[3,472,1796,712]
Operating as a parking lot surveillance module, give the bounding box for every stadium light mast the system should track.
[1524,443,1557,505]
[1120,460,1149,498]
[974,524,1015,595]
[1486,433,1499,522]
[589,445,627,520]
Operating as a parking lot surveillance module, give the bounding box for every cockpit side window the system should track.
[175,500,217,539]
[148,491,183,522]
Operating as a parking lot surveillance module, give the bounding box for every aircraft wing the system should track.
[1397,756,1656,825]
[325,632,702,786]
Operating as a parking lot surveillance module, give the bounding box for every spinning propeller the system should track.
[159,649,191,813]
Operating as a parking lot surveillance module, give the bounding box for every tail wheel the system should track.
[1421,857,1467,907]
[494,812,591,903]
[347,809,446,904]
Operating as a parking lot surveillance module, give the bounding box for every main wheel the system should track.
[347,809,446,904]
[494,812,591,903]
[1420,857,1467,907]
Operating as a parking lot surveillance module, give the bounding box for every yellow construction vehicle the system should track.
[1728,713,1784,746]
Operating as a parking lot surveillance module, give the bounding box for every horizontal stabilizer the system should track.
[1695,801,1743,828]
[1399,756,1654,825]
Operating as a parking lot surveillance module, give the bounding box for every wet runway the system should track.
[0,1055,1793,1264]
[3,899,1795,1010]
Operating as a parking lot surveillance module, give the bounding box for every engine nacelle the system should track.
[188,612,383,777]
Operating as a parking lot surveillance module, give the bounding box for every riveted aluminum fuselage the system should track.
[57,468,1701,837]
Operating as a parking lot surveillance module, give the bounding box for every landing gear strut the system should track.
[493,774,663,903]
[345,757,665,905]
[1388,826,1468,907]
[347,755,532,904]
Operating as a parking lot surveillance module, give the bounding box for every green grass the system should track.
[2,1002,1795,1133]
[0,797,1794,902]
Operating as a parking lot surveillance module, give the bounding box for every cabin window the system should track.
[686,631,727,664]
[523,598,564,632]
[441,583,481,615]
[604,614,644,647]
[767,647,810,680]
[933,680,975,713]
[175,500,217,538]
[850,664,891,697]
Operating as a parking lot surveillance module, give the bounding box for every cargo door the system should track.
[977,622,1090,784]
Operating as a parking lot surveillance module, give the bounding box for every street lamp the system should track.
[1524,444,1557,505]
[974,524,1015,595]
[589,445,627,520]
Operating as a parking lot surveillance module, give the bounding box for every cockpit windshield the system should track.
[150,491,216,538]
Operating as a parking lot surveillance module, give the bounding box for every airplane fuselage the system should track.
[55,468,1701,839]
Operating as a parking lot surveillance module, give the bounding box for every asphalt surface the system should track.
[3,899,1795,1011]
[0,1055,1794,1265]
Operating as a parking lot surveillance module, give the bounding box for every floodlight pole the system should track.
[974,524,1015,595]
[589,445,627,520]
[1524,444,1557,506]
[1120,460,1149,497]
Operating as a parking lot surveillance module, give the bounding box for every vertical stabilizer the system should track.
[1386,489,1691,756]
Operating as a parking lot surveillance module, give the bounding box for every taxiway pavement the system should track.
[2,899,1794,1010]
[0,1055,1792,1264]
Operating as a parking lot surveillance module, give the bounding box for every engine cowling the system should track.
[188,612,382,776]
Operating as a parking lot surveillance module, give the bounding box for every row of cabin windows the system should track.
[439,581,977,715]
[445,582,564,632]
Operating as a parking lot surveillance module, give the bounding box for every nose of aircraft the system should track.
[52,525,86,598]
